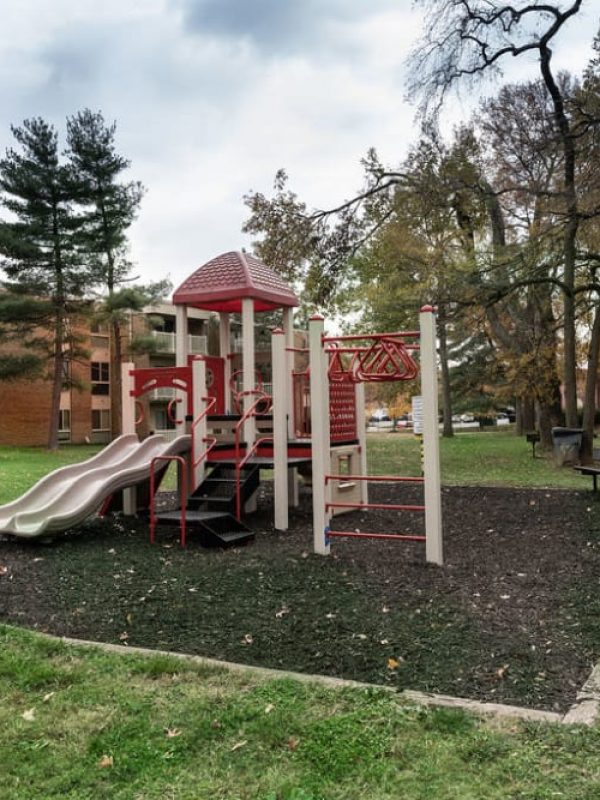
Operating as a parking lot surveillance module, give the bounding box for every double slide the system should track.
[0,434,191,539]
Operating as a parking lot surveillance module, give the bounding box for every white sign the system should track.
[412,395,423,435]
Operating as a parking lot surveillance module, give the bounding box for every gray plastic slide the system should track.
[0,433,191,538]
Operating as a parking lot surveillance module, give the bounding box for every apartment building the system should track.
[0,303,211,447]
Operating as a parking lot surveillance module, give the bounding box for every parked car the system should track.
[367,415,394,430]
[394,414,412,429]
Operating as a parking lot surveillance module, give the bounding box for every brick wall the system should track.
[0,376,54,446]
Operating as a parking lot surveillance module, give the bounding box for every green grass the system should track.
[367,430,586,489]
[1,624,600,799]
[0,444,101,505]
[0,431,586,507]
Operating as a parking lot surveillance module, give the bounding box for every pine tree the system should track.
[66,110,145,437]
[0,118,94,449]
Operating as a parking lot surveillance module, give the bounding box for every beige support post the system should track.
[420,306,443,565]
[272,328,288,530]
[241,297,256,445]
[121,362,137,515]
[121,362,136,436]
[283,306,299,506]
[355,381,369,505]
[219,312,232,413]
[192,358,207,492]
[309,315,331,555]
[175,305,189,428]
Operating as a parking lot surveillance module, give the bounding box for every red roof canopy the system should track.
[172,251,299,312]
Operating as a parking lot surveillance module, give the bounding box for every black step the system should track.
[190,463,260,515]
[153,509,254,548]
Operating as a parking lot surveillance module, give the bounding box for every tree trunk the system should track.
[517,396,536,435]
[437,306,454,438]
[48,314,64,451]
[580,302,600,464]
[539,43,580,427]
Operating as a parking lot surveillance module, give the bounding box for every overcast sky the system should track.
[1,1,598,293]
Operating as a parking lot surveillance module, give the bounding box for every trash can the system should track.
[551,427,583,466]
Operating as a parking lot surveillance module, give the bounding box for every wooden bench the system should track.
[573,465,600,492]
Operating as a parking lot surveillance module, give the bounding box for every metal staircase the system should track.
[151,462,258,548]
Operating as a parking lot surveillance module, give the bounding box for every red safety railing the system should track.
[191,396,217,481]
[149,455,188,547]
[235,435,273,521]
[324,474,426,543]
[232,392,274,520]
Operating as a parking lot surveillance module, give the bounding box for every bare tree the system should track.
[409,0,585,426]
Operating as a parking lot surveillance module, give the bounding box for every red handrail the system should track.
[149,455,188,547]
[233,391,273,465]
[167,397,183,425]
[235,435,273,520]
[191,395,217,475]
[322,330,420,342]
[325,474,424,484]
[232,390,274,521]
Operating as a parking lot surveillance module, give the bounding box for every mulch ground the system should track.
[1,483,600,713]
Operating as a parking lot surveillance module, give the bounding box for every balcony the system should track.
[149,387,177,401]
[152,331,207,355]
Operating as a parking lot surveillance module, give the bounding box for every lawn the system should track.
[367,430,586,489]
[0,444,101,505]
[2,623,600,800]
[0,430,586,507]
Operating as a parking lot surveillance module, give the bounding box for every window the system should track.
[91,362,110,395]
[91,409,111,431]
[153,407,176,431]
[58,410,71,441]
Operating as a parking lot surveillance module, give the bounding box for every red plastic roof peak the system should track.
[172,251,299,312]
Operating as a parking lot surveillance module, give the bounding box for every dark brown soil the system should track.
[1,483,600,712]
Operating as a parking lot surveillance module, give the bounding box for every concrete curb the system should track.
[37,632,585,726]
[562,663,600,726]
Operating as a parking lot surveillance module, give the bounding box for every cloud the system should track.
[176,0,397,54]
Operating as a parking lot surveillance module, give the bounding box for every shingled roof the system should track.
[172,251,299,313]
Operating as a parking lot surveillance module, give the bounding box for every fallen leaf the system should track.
[275,607,289,619]
[21,708,36,722]
[126,613,133,624]
[0,565,8,576]
[387,658,400,671]
[165,727,182,738]
[98,755,114,769]
[496,665,509,680]
[380,639,389,645]
[42,692,55,703]
[230,740,247,752]
[264,704,275,714]
[241,633,253,645]
[118,631,129,642]
[287,737,300,751]
[210,719,222,729]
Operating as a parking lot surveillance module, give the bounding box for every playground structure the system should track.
[0,251,442,563]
